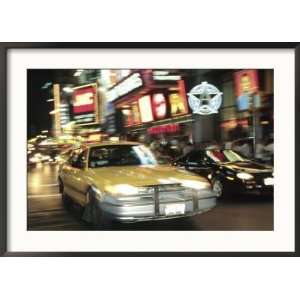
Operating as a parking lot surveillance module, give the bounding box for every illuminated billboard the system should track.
[73,84,96,114]
[169,93,188,116]
[138,95,153,123]
[106,72,144,102]
[152,93,167,120]
[234,70,260,111]
[72,84,98,124]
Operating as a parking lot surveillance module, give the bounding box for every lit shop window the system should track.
[122,107,133,127]
[138,95,154,123]
[152,93,167,120]
[131,102,141,124]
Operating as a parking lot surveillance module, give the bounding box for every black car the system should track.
[173,149,273,198]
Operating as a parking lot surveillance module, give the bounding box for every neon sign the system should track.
[169,93,188,116]
[152,93,167,120]
[148,124,179,135]
[106,72,143,102]
[138,95,153,123]
[187,81,222,115]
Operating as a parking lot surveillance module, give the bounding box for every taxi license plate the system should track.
[264,177,274,186]
[165,203,185,216]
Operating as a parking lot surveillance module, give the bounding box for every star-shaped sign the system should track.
[187,81,223,115]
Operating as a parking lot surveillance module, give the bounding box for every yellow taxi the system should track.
[58,141,216,225]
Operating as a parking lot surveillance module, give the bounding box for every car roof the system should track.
[84,141,142,148]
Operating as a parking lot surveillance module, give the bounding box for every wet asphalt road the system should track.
[27,163,273,231]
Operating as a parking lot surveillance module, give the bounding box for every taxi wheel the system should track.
[82,189,111,228]
[212,179,223,198]
[62,191,72,209]
[58,178,63,193]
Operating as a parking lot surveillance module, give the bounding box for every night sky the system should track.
[27,69,77,138]
[27,70,54,138]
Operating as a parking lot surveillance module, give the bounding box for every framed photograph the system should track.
[0,43,299,256]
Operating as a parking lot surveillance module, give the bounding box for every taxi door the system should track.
[63,149,88,206]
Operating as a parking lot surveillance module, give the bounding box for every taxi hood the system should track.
[87,164,209,188]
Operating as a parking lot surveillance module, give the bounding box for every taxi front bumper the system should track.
[99,189,216,223]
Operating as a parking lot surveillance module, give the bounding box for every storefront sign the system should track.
[138,95,154,123]
[106,72,143,102]
[187,81,223,115]
[152,93,167,119]
[148,124,180,135]
[234,70,259,111]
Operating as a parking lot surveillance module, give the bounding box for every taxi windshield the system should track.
[206,149,246,163]
[88,145,158,168]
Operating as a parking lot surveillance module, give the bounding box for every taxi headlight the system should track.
[105,184,139,196]
[237,172,254,180]
[181,179,210,190]
[91,186,121,205]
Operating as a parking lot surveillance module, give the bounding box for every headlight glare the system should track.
[181,179,210,190]
[237,172,254,180]
[106,184,139,196]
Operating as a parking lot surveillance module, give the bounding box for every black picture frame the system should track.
[0,42,299,257]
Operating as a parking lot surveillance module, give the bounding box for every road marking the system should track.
[28,193,61,198]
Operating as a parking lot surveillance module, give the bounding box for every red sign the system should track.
[73,85,96,114]
[148,124,179,135]
[152,93,167,120]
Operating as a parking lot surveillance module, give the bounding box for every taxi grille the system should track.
[139,184,192,203]
[115,184,214,217]
[117,184,193,205]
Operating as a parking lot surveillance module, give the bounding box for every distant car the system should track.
[173,149,273,198]
[58,141,216,225]
[28,153,51,164]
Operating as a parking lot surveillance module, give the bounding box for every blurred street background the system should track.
[27,69,274,230]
